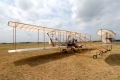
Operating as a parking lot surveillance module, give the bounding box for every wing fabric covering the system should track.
[8,21,87,53]
[97,29,116,44]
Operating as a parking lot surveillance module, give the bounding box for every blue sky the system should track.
[0,0,120,42]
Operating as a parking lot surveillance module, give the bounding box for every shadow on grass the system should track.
[14,52,75,67]
[13,48,95,67]
[77,48,95,53]
[105,53,120,66]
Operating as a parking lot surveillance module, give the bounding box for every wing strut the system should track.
[47,33,55,47]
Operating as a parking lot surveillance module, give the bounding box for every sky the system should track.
[0,0,120,43]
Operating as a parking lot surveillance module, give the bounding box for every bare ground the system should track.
[0,43,120,80]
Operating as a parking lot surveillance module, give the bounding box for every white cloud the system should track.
[0,0,73,42]
[0,0,120,42]
[71,0,120,29]
[15,0,33,10]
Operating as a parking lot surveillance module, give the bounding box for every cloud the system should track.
[0,0,120,42]
[71,0,120,31]
[72,0,105,22]
[16,0,34,10]
[0,0,73,42]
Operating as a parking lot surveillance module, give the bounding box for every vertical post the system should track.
[85,34,86,45]
[106,32,108,50]
[15,24,16,50]
[101,29,102,45]
[63,33,64,43]
[55,31,56,45]
[85,34,86,43]
[80,34,81,43]
[90,35,91,43]
[13,23,18,50]
[75,33,76,39]
[66,31,67,43]
[85,34,89,50]
[38,29,39,47]
[111,34,112,50]
[44,28,45,49]
[111,44,112,50]
[52,32,54,40]
[74,33,76,39]
[60,32,61,43]
[58,30,59,42]
[13,26,14,49]
[70,32,71,40]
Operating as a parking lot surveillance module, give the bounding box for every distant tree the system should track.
[2,43,6,44]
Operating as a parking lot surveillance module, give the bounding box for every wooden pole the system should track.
[66,31,67,43]
[55,31,56,45]
[80,34,81,43]
[106,32,108,50]
[13,26,14,49]
[60,32,61,43]
[101,29,102,45]
[44,28,45,49]
[63,33,64,42]
[85,34,86,44]
[90,35,91,43]
[38,29,39,47]
[58,30,59,42]
[111,43,112,50]
[13,23,19,50]
[111,35,112,50]
[15,24,16,50]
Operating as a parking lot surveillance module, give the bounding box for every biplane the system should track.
[7,21,116,59]
[8,21,86,53]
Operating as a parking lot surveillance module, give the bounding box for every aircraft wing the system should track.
[8,46,66,53]
[8,21,86,37]
[97,29,116,37]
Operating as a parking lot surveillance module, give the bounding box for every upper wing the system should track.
[8,21,86,37]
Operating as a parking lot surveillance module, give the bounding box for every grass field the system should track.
[0,42,120,80]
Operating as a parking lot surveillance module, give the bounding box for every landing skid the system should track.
[62,47,77,54]
[93,49,111,59]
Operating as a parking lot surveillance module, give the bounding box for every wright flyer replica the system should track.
[8,21,116,59]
